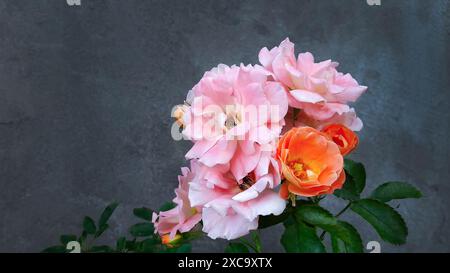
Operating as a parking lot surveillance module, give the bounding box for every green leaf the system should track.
[225,243,250,253]
[351,199,408,245]
[344,159,366,194]
[174,243,192,253]
[95,224,109,238]
[330,221,363,253]
[116,237,126,252]
[125,239,138,251]
[181,231,203,242]
[60,235,77,245]
[162,243,192,253]
[283,215,296,227]
[251,231,262,253]
[129,223,154,237]
[281,220,326,253]
[295,205,337,227]
[140,238,160,253]
[78,231,87,246]
[371,181,422,202]
[98,202,119,228]
[133,207,154,221]
[42,245,67,253]
[83,216,97,235]
[294,204,362,251]
[159,202,176,212]
[334,175,361,201]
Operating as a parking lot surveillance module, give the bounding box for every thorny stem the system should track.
[319,202,352,240]
[289,193,296,207]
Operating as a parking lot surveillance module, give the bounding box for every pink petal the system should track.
[264,81,289,123]
[334,85,368,103]
[202,207,258,240]
[185,137,220,160]
[230,146,261,180]
[231,190,286,221]
[232,176,272,202]
[297,52,315,70]
[272,53,295,88]
[198,139,237,167]
[178,213,202,233]
[247,190,286,217]
[248,125,275,145]
[290,89,326,103]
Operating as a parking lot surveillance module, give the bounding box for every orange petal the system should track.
[322,124,359,156]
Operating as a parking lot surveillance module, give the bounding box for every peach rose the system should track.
[277,127,345,198]
[322,124,359,156]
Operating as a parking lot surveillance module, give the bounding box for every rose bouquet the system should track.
[45,39,421,253]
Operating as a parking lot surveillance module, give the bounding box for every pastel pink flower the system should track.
[188,154,285,240]
[152,165,202,239]
[182,64,289,180]
[259,38,367,130]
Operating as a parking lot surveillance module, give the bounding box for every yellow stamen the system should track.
[288,161,317,181]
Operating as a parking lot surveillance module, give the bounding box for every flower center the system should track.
[238,173,255,191]
[288,161,318,181]
[224,106,242,130]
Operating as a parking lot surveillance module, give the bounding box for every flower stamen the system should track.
[238,174,255,191]
[288,161,318,181]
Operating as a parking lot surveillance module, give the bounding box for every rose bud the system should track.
[321,124,359,156]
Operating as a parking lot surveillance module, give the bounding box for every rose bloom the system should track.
[188,154,285,240]
[259,38,367,131]
[322,124,359,156]
[277,127,345,198]
[181,64,288,180]
[152,164,202,239]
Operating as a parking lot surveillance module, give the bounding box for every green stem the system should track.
[319,202,352,240]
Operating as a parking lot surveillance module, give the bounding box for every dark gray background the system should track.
[0,0,449,253]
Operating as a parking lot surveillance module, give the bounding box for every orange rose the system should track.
[277,127,345,198]
[161,234,182,248]
[321,124,359,156]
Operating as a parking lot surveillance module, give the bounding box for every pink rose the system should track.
[188,154,285,240]
[259,38,367,131]
[181,64,288,180]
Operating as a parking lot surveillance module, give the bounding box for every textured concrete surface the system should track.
[0,0,449,252]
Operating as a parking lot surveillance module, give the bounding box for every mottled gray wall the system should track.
[0,0,449,253]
